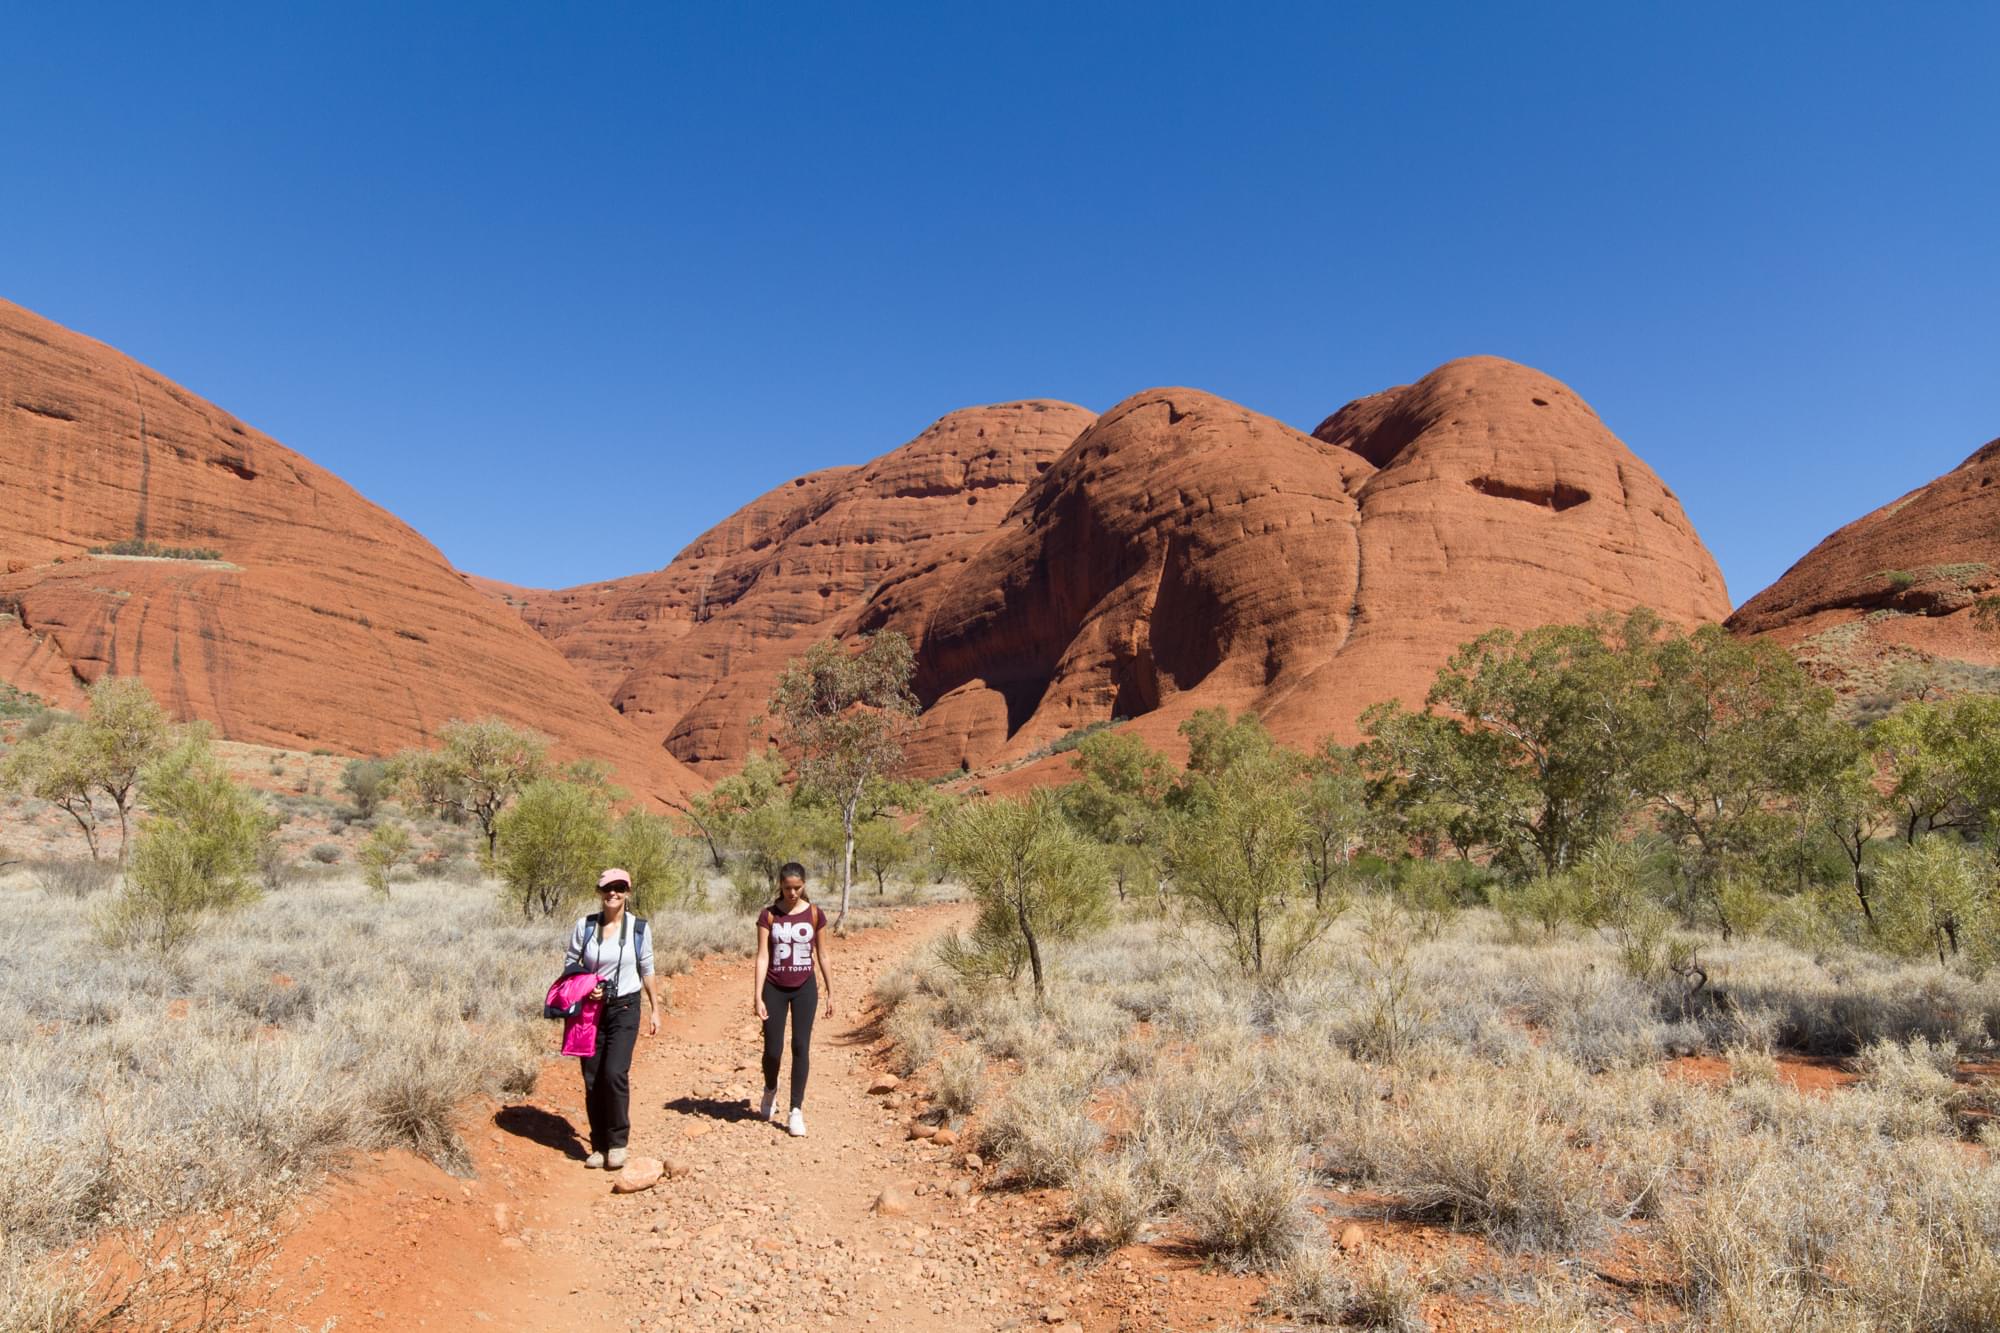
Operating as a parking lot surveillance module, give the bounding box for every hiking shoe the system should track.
[787,1108,807,1138]
[759,1088,779,1122]
[584,1150,606,1169]
[606,1147,626,1171]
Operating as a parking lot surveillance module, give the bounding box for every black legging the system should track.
[580,992,640,1151]
[761,976,818,1111]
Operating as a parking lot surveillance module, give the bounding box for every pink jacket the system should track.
[545,971,602,1057]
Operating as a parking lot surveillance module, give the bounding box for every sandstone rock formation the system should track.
[503,402,1095,776]
[853,357,1730,775]
[1727,437,2000,687]
[0,298,699,802]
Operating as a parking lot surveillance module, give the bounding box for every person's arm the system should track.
[638,920,662,1037]
[753,913,771,1019]
[814,907,834,1018]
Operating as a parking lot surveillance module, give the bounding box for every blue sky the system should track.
[4,2,1995,603]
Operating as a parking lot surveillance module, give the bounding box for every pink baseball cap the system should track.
[597,868,632,890]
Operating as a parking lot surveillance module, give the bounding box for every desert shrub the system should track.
[1873,835,1998,969]
[931,1044,986,1117]
[977,1056,1102,1187]
[1341,1079,1608,1250]
[339,757,390,817]
[1179,1137,1311,1269]
[491,777,611,919]
[257,834,297,891]
[309,842,342,864]
[1265,1248,1431,1331]
[102,729,269,953]
[884,1002,940,1076]
[359,820,412,897]
[608,811,702,912]
[1070,1151,1158,1250]
[935,791,1108,996]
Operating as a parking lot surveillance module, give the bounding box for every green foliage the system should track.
[768,632,918,926]
[1059,728,1172,899]
[1872,836,1997,968]
[854,816,913,893]
[1489,870,1597,939]
[1166,711,1322,977]
[104,727,271,952]
[389,717,549,858]
[1360,613,1654,877]
[340,758,391,818]
[1300,738,1369,910]
[85,538,223,561]
[1628,626,1838,929]
[935,790,1108,995]
[491,778,611,919]
[1392,858,1465,940]
[608,811,702,912]
[1872,694,2000,846]
[0,676,170,861]
[359,821,412,897]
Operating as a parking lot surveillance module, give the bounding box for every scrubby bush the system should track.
[935,790,1107,996]
[309,842,342,864]
[492,777,611,919]
[360,820,413,897]
[340,757,390,817]
[101,728,270,952]
[931,1044,986,1117]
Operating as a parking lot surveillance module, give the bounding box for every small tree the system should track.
[685,745,790,870]
[359,821,413,897]
[105,727,270,952]
[609,810,702,911]
[1300,738,1370,910]
[83,677,171,858]
[1,676,170,861]
[769,633,917,930]
[1873,836,1996,968]
[3,720,104,859]
[934,790,1108,997]
[854,816,913,894]
[340,758,391,818]
[1165,711,1317,977]
[390,717,549,860]
[1059,729,1171,899]
[492,778,611,919]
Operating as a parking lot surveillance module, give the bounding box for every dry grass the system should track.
[0,864,750,1326]
[882,889,2000,1326]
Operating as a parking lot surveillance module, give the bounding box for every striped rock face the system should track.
[1727,436,2000,694]
[0,298,699,804]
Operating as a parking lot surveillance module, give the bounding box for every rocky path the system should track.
[284,902,1122,1332]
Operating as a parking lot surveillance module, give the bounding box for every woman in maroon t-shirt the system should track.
[754,862,835,1137]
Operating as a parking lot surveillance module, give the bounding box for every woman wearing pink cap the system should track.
[561,867,662,1169]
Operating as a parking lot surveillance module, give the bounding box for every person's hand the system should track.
[647,1010,660,1037]
[589,983,605,1002]
[754,997,768,1020]
[822,997,834,1019]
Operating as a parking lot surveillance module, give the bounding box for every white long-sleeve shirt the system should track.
[564,913,654,999]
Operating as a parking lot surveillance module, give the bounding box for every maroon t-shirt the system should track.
[758,904,826,990]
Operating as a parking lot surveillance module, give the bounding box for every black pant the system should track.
[761,977,817,1111]
[580,992,640,1151]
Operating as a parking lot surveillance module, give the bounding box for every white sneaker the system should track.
[584,1150,606,1169]
[787,1108,807,1138]
[759,1088,779,1122]
[606,1147,626,1171]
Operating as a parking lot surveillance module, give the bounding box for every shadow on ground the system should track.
[495,1103,584,1159]
[663,1094,765,1125]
